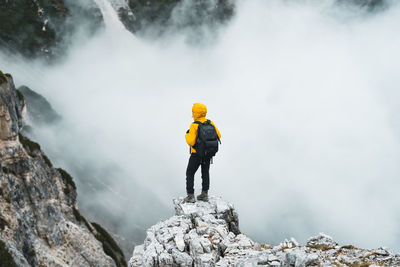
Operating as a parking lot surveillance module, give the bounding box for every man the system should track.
[184,103,221,203]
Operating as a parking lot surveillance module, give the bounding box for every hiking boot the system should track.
[197,191,208,202]
[184,194,195,203]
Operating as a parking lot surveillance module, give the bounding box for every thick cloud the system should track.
[1,0,400,251]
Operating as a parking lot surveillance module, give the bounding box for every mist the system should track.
[2,0,400,252]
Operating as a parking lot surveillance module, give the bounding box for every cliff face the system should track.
[0,71,125,266]
[129,196,400,267]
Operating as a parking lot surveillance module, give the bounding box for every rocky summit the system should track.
[0,71,125,267]
[129,196,400,267]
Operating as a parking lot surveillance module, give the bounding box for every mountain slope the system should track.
[0,70,125,266]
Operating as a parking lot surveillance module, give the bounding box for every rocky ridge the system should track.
[129,196,400,266]
[0,70,125,266]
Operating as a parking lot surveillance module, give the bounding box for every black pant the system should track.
[186,154,210,194]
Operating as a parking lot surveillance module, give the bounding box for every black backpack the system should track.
[193,120,220,160]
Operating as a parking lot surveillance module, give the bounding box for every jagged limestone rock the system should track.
[129,197,400,267]
[0,72,122,266]
[0,72,23,141]
[129,196,252,267]
[306,233,338,250]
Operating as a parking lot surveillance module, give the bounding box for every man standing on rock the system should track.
[184,103,221,203]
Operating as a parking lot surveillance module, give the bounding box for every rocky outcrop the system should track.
[0,71,126,266]
[129,196,241,266]
[0,71,24,141]
[129,196,400,266]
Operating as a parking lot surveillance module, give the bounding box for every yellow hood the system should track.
[186,103,221,153]
[192,103,207,120]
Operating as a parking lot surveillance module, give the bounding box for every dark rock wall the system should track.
[0,0,103,60]
[120,0,235,35]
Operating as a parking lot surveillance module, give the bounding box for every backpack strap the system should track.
[193,120,211,125]
[207,120,221,144]
[193,120,221,143]
[192,121,202,152]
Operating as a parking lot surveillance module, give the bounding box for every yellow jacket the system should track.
[185,103,221,153]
